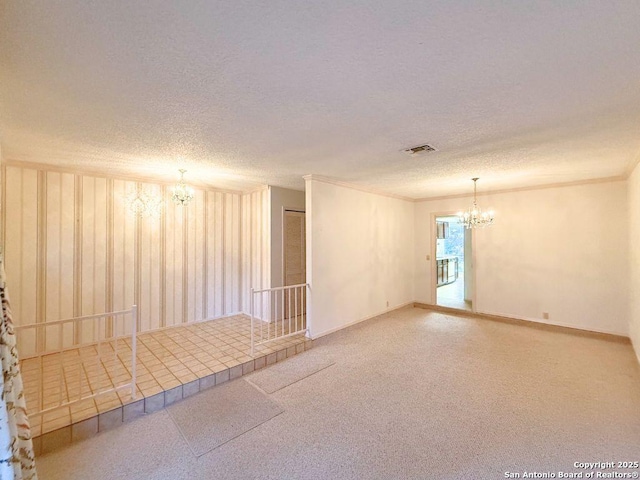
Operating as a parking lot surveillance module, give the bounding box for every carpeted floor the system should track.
[166,379,283,457]
[247,351,335,394]
[35,307,640,480]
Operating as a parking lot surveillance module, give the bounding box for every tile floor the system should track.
[20,314,309,453]
[436,278,472,311]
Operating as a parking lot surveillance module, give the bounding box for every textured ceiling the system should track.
[1,1,640,198]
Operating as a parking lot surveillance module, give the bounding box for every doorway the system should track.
[435,215,472,311]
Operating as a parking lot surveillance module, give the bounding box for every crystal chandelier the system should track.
[457,178,495,229]
[127,185,163,218]
[171,169,195,206]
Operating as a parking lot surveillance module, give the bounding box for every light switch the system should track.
[426,255,430,261]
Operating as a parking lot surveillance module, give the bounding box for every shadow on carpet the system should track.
[247,352,335,394]
[166,379,283,457]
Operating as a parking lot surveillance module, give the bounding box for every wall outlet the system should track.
[542,312,549,320]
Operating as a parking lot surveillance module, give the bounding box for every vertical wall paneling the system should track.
[2,164,252,354]
[241,192,250,313]
[73,175,83,344]
[182,200,189,324]
[5,167,39,354]
[186,190,205,323]
[159,185,167,328]
[133,183,142,332]
[44,172,75,351]
[138,183,162,333]
[165,195,185,327]
[224,194,237,313]
[209,192,224,318]
[202,191,208,319]
[111,180,136,336]
[240,188,270,316]
[221,193,227,314]
[105,178,114,337]
[81,176,108,344]
[36,171,47,352]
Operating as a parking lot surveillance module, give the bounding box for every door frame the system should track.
[430,212,477,312]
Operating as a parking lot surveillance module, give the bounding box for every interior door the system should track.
[283,210,306,319]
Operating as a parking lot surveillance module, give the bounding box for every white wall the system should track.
[306,177,415,338]
[415,180,629,336]
[2,163,243,354]
[629,162,640,360]
[241,187,270,314]
[270,186,305,289]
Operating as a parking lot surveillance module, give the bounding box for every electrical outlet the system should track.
[542,312,549,320]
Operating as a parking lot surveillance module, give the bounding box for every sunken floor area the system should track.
[35,307,640,479]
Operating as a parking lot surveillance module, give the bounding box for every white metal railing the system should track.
[250,284,308,357]
[15,306,137,418]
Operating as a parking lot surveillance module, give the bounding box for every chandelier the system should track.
[171,169,195,206]
[457,178,494,229]
[127,185,163,218]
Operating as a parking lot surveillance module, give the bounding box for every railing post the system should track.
[250,289,255,357]
[131,305,137,400]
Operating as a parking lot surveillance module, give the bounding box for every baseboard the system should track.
[309,301,414,339]
[414,302,630,343]
[480,308,629,338]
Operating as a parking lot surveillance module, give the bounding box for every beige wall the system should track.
[2,164,243,351]
[270,186,305,289]
[306,178,415,338]
[629,162,640,360]
[415,180,629,336]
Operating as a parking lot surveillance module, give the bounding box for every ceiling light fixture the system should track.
[457,178,495,229]
[171,169,195,206]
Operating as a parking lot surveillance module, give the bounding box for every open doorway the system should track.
[435,215,472,311]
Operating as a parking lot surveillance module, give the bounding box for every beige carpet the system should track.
[166,379,283,457]
[247,352,335,393]
[35,307,640,480]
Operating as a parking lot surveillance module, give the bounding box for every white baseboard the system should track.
[309,301,414,339]
[414,302,630,338]
[477,309,629,338]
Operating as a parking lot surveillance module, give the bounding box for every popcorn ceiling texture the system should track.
[1,1,640,198]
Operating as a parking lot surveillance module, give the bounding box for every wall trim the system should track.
[413,302,631,342]
[309,301,414,339]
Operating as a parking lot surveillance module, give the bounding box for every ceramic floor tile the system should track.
[24,313,306,443]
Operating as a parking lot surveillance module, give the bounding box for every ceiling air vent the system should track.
[403,143,437,156]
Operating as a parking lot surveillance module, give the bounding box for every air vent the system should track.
[403,143,437,156]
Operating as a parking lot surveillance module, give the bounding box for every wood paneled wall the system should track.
[2,164,244,351]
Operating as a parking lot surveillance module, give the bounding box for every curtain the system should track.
[0,257,37,480]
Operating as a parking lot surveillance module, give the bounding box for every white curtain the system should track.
[0,256,37,480]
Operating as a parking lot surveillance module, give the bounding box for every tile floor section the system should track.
[436,279,472,311]
[20,314,311,456]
